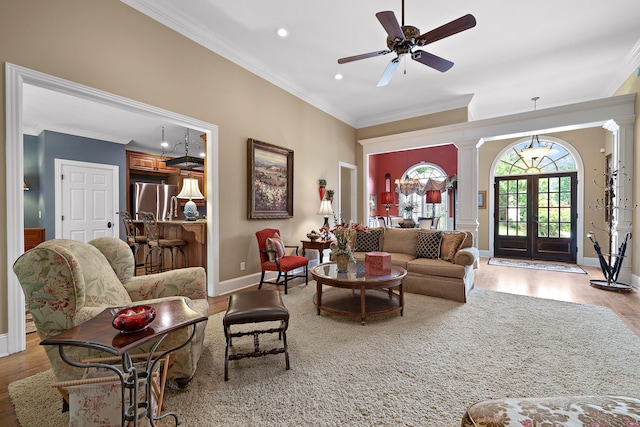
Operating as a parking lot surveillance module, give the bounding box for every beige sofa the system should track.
[351,227,478,302]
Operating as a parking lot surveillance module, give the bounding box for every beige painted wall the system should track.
[356,107,468,141]
[0,0,356,333]
[477,128,609,256]
[613,72,640,279]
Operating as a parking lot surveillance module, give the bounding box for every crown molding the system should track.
[605,37,640,96]
[121,0,359,127]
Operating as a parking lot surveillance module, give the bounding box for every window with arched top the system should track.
[399,163,448,228]
[495,137,577,176]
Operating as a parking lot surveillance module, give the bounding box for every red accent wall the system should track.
[369,144,457,217]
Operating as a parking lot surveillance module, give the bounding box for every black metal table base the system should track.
[590,279,632,292]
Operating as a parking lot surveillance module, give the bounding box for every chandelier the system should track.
[162,127,205,170]
[520,134,552,160]
[395,175,421,196]
[520,97,552,160]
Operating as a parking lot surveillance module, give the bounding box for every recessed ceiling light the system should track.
[275,27,288,37]
[334,74,343,80]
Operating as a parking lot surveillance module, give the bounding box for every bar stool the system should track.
[139,211,187,273]
[117,211,146,274]
[223,290,290,381]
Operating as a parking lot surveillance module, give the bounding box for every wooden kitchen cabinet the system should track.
[127,151,180,174]
[24,227,46,251]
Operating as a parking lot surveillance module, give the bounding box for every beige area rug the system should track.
[9,286,640,426]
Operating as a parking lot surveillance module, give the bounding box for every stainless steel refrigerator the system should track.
[132,183,179,221]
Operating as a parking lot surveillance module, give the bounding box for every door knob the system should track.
[107,221,113,228]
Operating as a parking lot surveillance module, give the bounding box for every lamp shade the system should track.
[177,178,204,200]
[426,190,441,204]
[520,135,552,159]
[316,199,334,216]
[380,192,394,205]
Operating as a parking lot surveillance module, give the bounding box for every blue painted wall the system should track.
[23,134,42,228]
[41,131,127,240]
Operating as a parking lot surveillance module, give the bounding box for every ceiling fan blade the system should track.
[338,50,391,64]
[376,11,405,42]
[377,58,400,87]
[412,50,454,72]
[416,14,476,46]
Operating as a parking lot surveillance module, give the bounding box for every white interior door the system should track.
[55,159,119,241]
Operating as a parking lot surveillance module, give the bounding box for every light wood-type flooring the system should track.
[2,258,638,426]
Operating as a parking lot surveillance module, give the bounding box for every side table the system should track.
[301,239,332,263]
[41,299,207,427]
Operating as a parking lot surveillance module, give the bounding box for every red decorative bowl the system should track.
[112,305,156,333]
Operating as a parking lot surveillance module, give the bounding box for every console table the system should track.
[301,239,332,263]
[41,299,208,427]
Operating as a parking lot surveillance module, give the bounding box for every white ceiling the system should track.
[23,0,640,151]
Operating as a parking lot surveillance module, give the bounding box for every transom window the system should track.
[496,138,576,176]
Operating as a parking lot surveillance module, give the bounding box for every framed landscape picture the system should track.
[247,138,294,219]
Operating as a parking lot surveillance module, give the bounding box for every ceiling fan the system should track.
[337,0,476,87]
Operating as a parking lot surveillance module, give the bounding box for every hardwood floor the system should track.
[2,260,639,426]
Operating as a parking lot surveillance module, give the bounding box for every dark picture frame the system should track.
[247,138,294,219]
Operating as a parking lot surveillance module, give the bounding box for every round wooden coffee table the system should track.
[310,262,407,325]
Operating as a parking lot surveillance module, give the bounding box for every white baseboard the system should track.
[216,264,315,296]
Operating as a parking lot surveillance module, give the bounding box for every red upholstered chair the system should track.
[256,228,309,294]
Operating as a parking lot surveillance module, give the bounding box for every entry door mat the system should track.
[489,258,587,274]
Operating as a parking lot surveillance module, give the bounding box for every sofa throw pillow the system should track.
[266,233,286,262]
[416,231,442,259]
[354,229,382,252]
[440,232,466,262]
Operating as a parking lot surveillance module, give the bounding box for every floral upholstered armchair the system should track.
[13,237,209,388]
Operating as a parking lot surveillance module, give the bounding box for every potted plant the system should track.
[400,201,418,227]
[326,189,335,202]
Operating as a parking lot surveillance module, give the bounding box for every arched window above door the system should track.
[495,137,576,176]
[399,163,448,226]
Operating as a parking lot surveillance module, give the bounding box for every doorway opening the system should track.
[492,137,579,263]
[5,63,220,356]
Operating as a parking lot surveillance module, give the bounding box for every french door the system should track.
[494,172,577,262]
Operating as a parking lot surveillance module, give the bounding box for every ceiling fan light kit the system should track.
[337,0,476,86]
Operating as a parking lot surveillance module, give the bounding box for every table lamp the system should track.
[426,189,441,218]
[177,178,204,220]
[380,191,394,226]
[317,199,334,238]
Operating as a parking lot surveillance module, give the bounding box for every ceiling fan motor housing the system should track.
[387,25,420,53]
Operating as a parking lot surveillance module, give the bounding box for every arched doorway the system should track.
[493,136,579,262]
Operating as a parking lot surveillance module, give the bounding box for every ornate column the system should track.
[454,138,483,249]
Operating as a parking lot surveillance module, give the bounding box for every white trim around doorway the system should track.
[4,62,220,356]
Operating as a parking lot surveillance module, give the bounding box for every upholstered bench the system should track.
[223,290,290,381]
[461,395,640,426]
